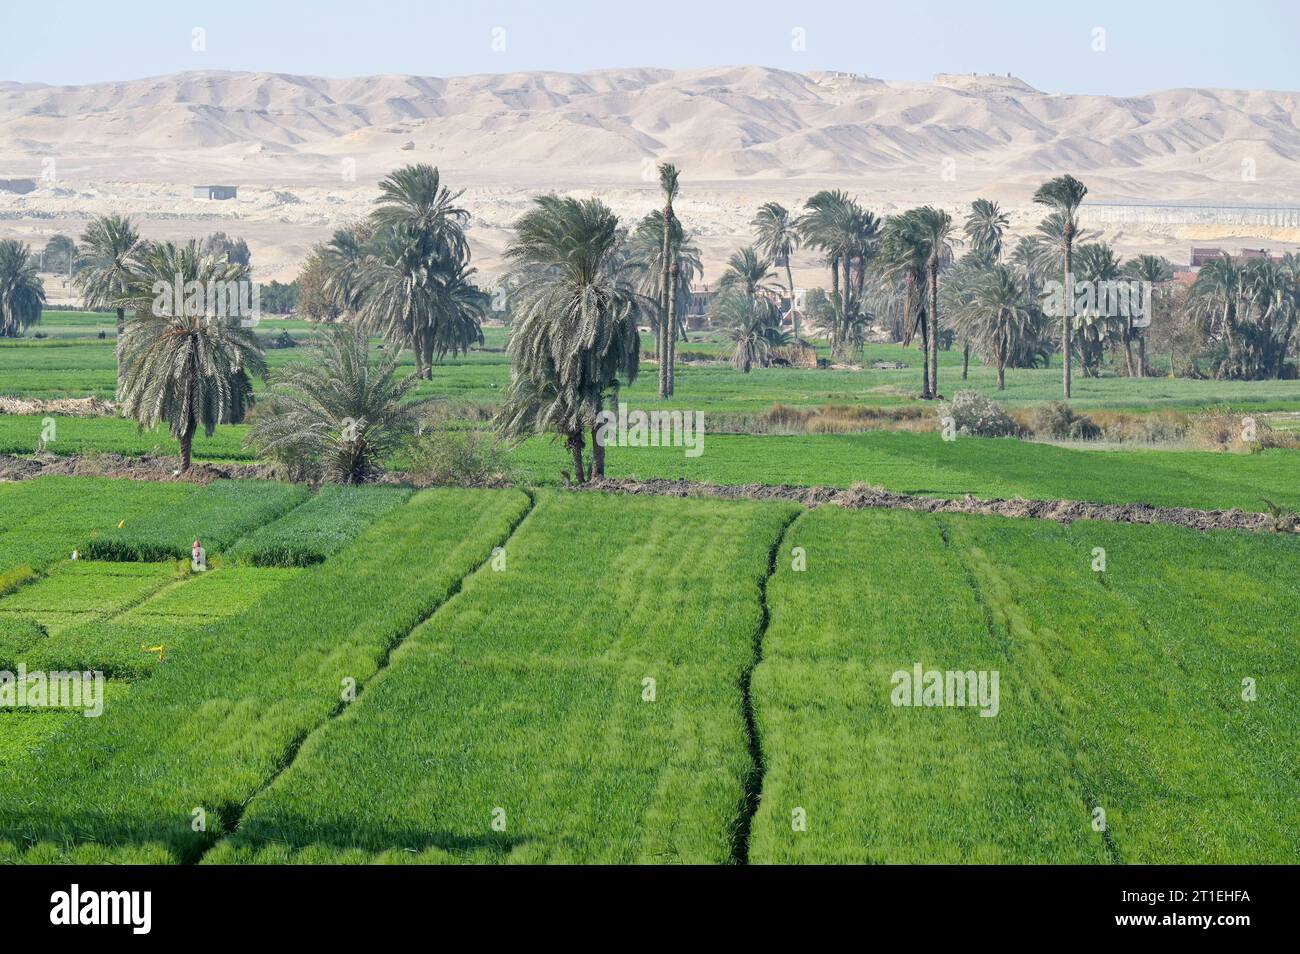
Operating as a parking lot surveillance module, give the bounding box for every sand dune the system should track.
[1,66,1297,283]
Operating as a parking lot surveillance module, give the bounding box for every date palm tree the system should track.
[1123,254,1174,376]
[1033,174,1088,398]
[498,195,642,481]
[752,201,801,336]
[879,213,931,396]
[247,325,428,482]
[74,214,145,373]
[906,207,954,399]
[628,209,701,370]
[0,240,46,338]
[952,265,1036,390]
[115,241,265,471]
[963,199,1010,260]
[657,163,681,398]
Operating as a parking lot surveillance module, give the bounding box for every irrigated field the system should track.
[0,478,1293,864]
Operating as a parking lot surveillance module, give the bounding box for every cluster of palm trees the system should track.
[315,164,489,379]
[1187,253,1300,380]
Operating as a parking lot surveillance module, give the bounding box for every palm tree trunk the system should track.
[591,425,605,478]
[928,267,940,400]
[785,260,798,339]
[1138,331,1148,377]
[962,340,970,380]
[1062,244,1074,399]
[997,339,1007,390]
[567,431,586,484]
[918,307,931,399]
[666,262,678,396]
[659,201,673,399]
[115,307,125,375]
[181,421,196,472]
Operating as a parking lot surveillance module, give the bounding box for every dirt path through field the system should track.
[4,453,1292,534]
[576,477,1292,534]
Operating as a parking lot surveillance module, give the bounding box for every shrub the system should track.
[404,429,515,486]
[939,391,1017,438]
[1031,401,1100,440]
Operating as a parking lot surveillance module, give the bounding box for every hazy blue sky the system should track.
[4,0,1296,95]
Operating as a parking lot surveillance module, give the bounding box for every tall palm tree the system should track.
[319,225,371,317]
[1123,254,1174,377]
[247,325,428,482]
[657,163,681,398]
[752,201,801,336]
[115,241,265,471]
[907,207,954,399]
[1072,242,1124,377]
[1033,174,1088,398]
[628,210,701,370]
[963,199,1010,260]
[74,214,145,372]
[798,190,853,327]
[499,195,642,482]
[879,213,931,396]
[0,240,46,338]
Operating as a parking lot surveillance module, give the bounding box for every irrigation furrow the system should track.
[731,508,801,865]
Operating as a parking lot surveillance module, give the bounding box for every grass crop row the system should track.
[81,479,310,561]
[940,514,1300,863]
[208,490,799,864]
[750,507,1104,863]
[225,486,414,566]
[0,487,531,862]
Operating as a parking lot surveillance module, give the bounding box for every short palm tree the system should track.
[247,325,427,482]
[953,265,1036,390]
[752,201,801,336]
[0,240,46,338]
[1033,174,1089,397]
[720,295,787,373]
[498,195,642,482]
[74,214,145,371]
[115,241,265,471]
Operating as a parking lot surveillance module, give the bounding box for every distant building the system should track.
[193,185,237,200]
[686,283,717,318]
[1190,246,1284,269]
[1190,247,1227,268]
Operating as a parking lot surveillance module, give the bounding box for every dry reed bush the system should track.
[719,403,937,435]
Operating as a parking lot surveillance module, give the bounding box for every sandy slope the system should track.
[1,66,1298,283]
